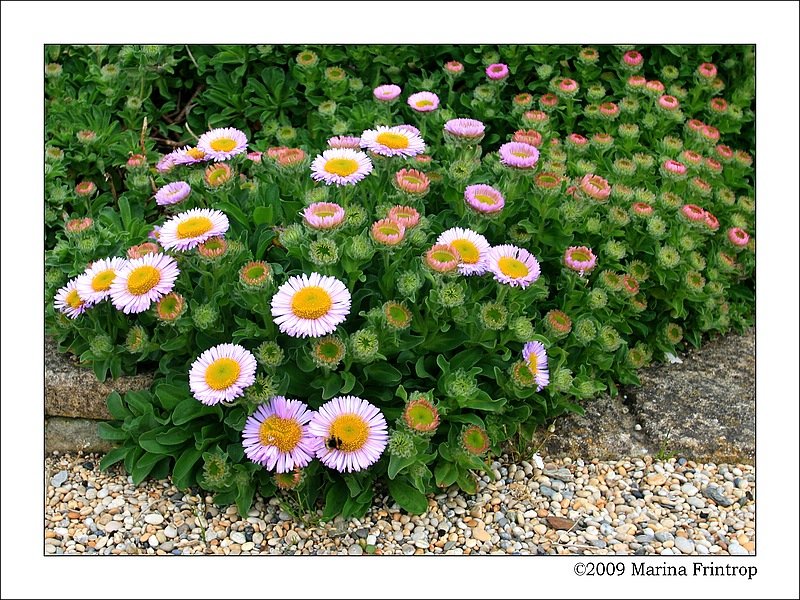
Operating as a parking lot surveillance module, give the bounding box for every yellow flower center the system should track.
[315,208,336,218]
[66,289,83,309]
[291,286,333,320]
[324,158,359,177]
[329,414,370,452]
[497,256,529,279]
[416,100,434,108]
[127,265,161,295]
[210,137,237,152]
[401,175,423,185]
[91,269,116,291]
[450,239,480,264]
[512,151,530,158]
[187,147,206,159]
[258,415,302,453]
[475,193,498,206]
[204,357,241,391]
[176,216,214,239]
[375,132,409,149]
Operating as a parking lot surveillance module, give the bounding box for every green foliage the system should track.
[49,44,754,517]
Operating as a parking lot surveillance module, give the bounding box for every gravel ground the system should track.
[45,451,754,556]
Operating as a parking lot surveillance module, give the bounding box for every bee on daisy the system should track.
[308,396,388,473]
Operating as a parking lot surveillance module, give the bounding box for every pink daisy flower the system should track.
[309,396,388,473]
[360,126,426,158]
[681,204,707,222]
[443,118,485,142]
[622,50,643,67]
[189,343,257,405]
[310,148,373,185]
[54,277,89,319]
[465,184,505,215]
[580,174,612,201]
[436,227,491,276]
[327,135,362,149]
[486,63,509,80]
[242,397,321,472]
[154,181,191,206]
[727,227,750,247]
[271,273,351,338]
[371,218,406,246]
[159,208,230,251]
[76,257,127,305]
[109,253,179,314]
[171,145,210,166]
[387,205,421,229]
[487,245,541,288]
[564,246,597,275]
[393,168,430,196]
[373,84,401,101]
[197,127,248,162]
[513,129,542,147]
[444,61,464,74]
[407,91,440,112]
[303,202,345,230]
[498,141,540,169]
[424,244,460,274]
[522,341,549,391]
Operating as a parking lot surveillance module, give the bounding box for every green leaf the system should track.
[98,422,127,441]
[131,452,165,485]
[106,391,131,420]
[224,407,247,430]
[415,356,434,379]
[253,206,273,225]
[387,478,429,514]
[434,460,458,487]
[235,479,256,516]
[155,383,189,410]
[93,359,109,382]
[172,447,202,489]
[343,474,363,498]
[155,427,194,446]
[138,430,175,455]
[340,371,356,394]
[160,335,189,352]
[215,201,250,229]
[124,390,154,416]
[172,397,222,426]
[322,479,348,520]
[99,446,128,471]
[227,443,244,463]
[446,413,485,427]
[388,453,416,479]
[457,471,477,495]
[459,390,506,412]
[363,363,402,386]
[118,196,132,230]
